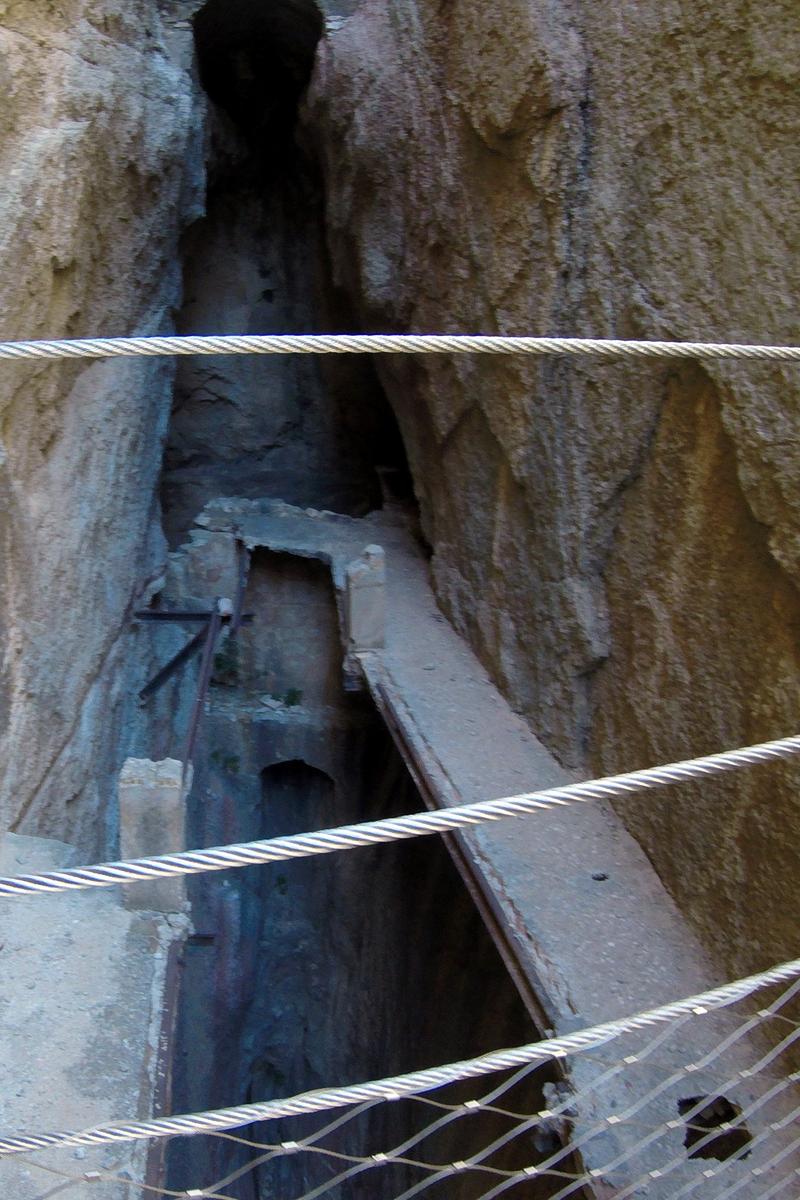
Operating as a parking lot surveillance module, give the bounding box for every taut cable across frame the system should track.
[2,953,799,1157]
[0,731,799,898]
[0,332,800,363]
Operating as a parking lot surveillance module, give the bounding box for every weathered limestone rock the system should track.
[307,0,800,977]
[160,173,387,544]
[2,0,798,990]
[0,1,205,854]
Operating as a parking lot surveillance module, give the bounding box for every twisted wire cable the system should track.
[420,989,800,1200]
[199,1099,391,1196]
[718,1165,800,1200]
[712,1132,800,1200]
[476,1006,800,1199]
[259,1060,548,1200]
[545,990,800,1200]
[2,953,799,1157]
[2,731,799,898]
[201,1011,789,1200]
[612,1094,800,1200]
[0,332,799,363]
[566,1029,800,1200]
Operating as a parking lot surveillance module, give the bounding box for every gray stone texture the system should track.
[345,543,386,651]
[157,505,551,1197]
[1,0,798,1016]
[159,172,387,545]
[0,832,185,1199]
[160,497,800,1195]
[306,0,800,979]
[0,1,206,855]
[118,756,188,912]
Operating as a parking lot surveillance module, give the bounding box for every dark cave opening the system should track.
[678,1094,752,1162]
[193,0,324,145]
[160,0,414,548]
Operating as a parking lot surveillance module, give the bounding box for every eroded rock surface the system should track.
[2,0,798,983]
[307,0,800,976]
[0,1,204,852]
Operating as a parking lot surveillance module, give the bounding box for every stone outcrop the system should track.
[2,5,800,1189]
[0,1,204,853]
[307,0,800,977]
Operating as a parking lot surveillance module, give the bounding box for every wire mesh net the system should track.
[10,970,800,1200]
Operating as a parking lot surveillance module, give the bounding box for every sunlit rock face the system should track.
[3,0,799,978]
[0,1,205,853]
[306,0,800,977]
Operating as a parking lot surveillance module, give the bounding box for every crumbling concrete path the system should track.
[0,834,185,1199]
[197,497,716,1025]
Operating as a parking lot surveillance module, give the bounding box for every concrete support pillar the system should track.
[118,758,190,913]
[345,544,386,653]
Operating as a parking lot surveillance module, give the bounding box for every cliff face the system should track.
[2,0,798,976]
[0,1,203,852]
[307,0,800,976]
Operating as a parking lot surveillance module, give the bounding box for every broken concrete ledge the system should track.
[119,757,190,914]
[0,832,188,1199]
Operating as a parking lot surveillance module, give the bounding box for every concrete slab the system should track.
[0,833,187,1199]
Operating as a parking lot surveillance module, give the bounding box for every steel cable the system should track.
[2,954,799,1157]
[2,731,799,899]
[0,332,800,364]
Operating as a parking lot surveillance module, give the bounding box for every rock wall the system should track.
[307,0,800,978]
[0,1,204,853]
[2,0,798,979]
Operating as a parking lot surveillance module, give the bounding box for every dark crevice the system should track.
[193,0,324,148]
[160,0,415,547]
[157,6,557,1198]
[167,553,563,1198]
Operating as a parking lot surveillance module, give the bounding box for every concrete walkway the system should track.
[196,497,716,1017]
[0,833,185,1199]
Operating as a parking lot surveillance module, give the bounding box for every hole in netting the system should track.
[678,1094,752,1161]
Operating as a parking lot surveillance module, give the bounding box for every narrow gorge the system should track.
[1,2,799,1198]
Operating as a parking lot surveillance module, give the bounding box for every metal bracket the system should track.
[135,542,253,791]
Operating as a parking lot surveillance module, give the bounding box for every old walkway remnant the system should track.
[0,831,187,1199]
[149,494,799,1198]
